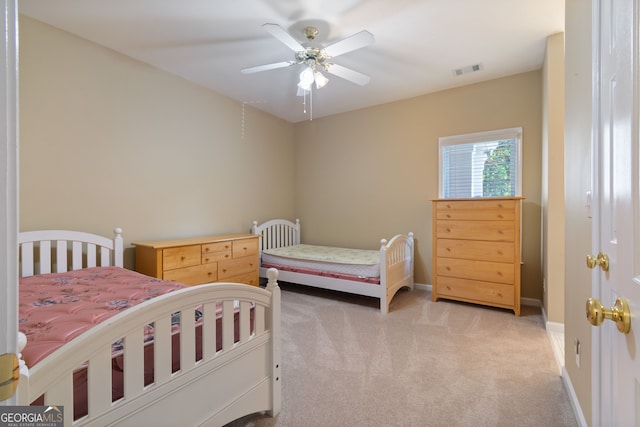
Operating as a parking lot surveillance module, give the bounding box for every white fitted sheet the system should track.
[262,244,380,278]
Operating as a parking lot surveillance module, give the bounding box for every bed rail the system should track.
[18,228,124,277]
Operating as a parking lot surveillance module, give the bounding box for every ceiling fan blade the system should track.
[324,63,371,86]
[322,30,375,58]
[241,61,296,74]
[262,23,305,52]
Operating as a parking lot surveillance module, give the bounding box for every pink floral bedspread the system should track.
[19,266,186,367]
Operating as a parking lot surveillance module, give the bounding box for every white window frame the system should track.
[438,127,523,198]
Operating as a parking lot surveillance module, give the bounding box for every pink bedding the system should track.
[19,266,187,367]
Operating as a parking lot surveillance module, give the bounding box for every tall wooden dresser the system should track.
[431,197,523,316]
[133,233,259,287]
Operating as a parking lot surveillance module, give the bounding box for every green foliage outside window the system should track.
[482,140,512,196]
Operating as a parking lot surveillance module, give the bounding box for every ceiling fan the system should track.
[241,23,375,94]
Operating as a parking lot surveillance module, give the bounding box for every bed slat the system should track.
[239,301,251,342]
[39,241,52,274]
[88,349,112,416]
[202,302,217,359]
[254,305,265,335]
[21,242,34,277]
[123,329,145,399]
[72,241,83,271]
[56,240,67,273]
[180,307,196,372]
[44,374,73,421]
[86,243,97,268]
[153,315,172,385]
[222,300,234,350]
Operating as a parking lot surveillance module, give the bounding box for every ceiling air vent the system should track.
[453,63,483,76]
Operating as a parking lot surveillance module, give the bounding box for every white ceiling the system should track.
[18,0,564,123]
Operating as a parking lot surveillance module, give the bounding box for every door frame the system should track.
[0,0,19,406]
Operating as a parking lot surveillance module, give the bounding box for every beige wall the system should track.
[294,72,544,297]
[19,17,296,268]
[564,0,593,423]
[542,32,566,324]
[19,16,545,301]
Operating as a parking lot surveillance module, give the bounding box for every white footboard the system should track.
[380,232,414,313]
[18,270,282,427]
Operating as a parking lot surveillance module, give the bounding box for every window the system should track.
[438,127,522,198]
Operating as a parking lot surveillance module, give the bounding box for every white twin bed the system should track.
[252,219,414,314]
[16,228,281,427]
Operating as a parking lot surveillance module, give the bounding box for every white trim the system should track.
[0,0,18,406]
[562,366,589,427]
[414,282,431,292]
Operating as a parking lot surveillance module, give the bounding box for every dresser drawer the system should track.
[218,257,258,280]
[163,263,218,286]
[435,220,514,241]
[436,239,515,263]
[436,276,515,307]
[224,271,260,287]
[436,257,515,284]
[163,245,201,271]
[436,199,516,221]
[232,238,259,258]
[202,241,232,263]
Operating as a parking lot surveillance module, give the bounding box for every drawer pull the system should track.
[181,256,186,261]
[204,247,210,252]
[208,272,213,276]
[225,254,230,258]
[446,214,451,218]
[497,214,504,219]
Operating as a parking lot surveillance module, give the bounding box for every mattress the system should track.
[262,244,380,279]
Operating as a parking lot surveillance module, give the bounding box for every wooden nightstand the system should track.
[133,233,259,286]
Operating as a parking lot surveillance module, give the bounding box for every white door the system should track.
[591,0,640,425]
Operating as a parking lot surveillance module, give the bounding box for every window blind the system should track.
[441,138,518,198]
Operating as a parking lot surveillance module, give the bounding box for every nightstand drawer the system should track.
[163,245,201,270]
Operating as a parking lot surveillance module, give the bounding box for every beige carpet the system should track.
[227,283,578,427]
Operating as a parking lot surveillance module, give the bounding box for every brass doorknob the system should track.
[586,252,609,271]
[586,297,631,334]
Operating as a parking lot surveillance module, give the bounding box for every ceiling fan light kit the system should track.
[241,22,374,119]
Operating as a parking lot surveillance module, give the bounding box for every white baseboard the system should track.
[414,282,431,291]
[561,366,588,427]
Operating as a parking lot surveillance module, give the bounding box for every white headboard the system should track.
[252,219,300,251]
[18,228,124,278]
